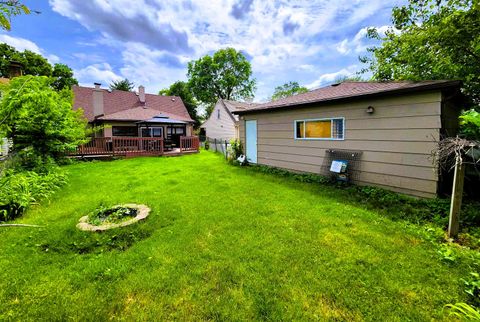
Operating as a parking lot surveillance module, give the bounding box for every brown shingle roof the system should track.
[234,80,461,114]
[97,107,187,122]
[222,99,261,112]
[73,85,193,122]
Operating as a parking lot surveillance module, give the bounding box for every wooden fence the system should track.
[69,136,199,157]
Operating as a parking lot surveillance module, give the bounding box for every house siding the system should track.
[201,101,237,140]
[239,91,445,198]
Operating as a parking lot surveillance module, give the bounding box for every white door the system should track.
[245,120,257,163]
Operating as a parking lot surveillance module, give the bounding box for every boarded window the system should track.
[295,118,344,140]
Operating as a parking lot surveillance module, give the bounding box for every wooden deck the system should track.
[68,136,200,158]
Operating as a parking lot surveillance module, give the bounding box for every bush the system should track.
[0,76,87,169]
[229,139,243,159]
[0,168,66,221]
[460,109,480,140]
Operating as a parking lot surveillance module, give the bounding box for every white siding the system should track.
[201,101,237,140]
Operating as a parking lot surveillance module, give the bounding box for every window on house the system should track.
[140,127,163,137]
[112,126,138,137]
[295,118,344,140]
[217,109,220,119]
[167,126,185,135]
[174,127,185,135]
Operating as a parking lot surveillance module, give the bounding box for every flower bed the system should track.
[77,204,150,232]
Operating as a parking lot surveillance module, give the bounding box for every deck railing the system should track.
[180,136,200,152]
[68,136,199,157]
[113,137,164,157]
[72,137,111,156]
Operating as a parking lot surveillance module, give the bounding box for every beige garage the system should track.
[234,81,463,198]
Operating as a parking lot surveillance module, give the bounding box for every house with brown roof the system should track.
[233,80,464,198]
[73,83,195,148]
[200,99,259,141]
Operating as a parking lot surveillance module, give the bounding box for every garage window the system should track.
[295,118,344,140]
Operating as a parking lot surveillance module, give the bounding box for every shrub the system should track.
[0,76,87,169]
[0,168,66,221]
[229,139,243,159]
[460,109,480,140]
[464,272,480,304]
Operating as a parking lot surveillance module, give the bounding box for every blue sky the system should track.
[2,0,403,101]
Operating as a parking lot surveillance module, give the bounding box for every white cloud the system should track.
[0,34,60,64]
[0,34,42,53]
[75,63,122,87]
[119,44,187,93]
[296,64,315,71]
[47,54,60,64]
[335,25,400,55]
[48,0,400,98]
[336,39,350,55]
[307,65,358,89]
[74,45,187,93]
[49,1,392,69]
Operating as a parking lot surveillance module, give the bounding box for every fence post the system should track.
[448,156,465,238]
[225,140,228,160]
[214,138,217,152]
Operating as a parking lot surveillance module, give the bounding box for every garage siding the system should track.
[239,91,443,198]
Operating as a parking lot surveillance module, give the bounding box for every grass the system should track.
[0,151,476,320]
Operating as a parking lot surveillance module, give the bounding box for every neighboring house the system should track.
[234,80,463,198]
[73,83,195,147]
[200,99,259,140]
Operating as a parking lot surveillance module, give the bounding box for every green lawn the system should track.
[0,151,473,320]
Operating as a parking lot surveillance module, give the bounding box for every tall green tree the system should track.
[159,81,200,125]
[187,48,256,116]
[362,0,480,104]
[0,44,51,77]
[0,76,87,169]
[51,63,78,91]
[271,81,308,101]
[0,0,31,31]
[0,43,77,90]
[109,78,134,91]
[21,50,52,76]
